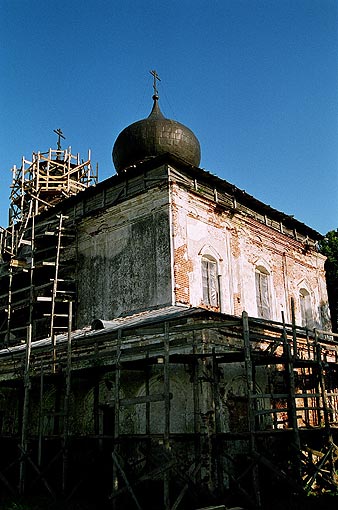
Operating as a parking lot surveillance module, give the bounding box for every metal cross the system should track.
[150,70,161,96]
[53,128,65,150]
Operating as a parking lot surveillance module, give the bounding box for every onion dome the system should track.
[112,94,201,173]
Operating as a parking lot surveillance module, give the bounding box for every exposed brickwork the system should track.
[174,243,193,304]
[170,181,329,328]
[229,225,241,259]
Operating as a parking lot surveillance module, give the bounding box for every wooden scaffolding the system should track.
[0,309,337,509]
[8,147,97,224]
[0,145,336,509]
[0,145,97,346]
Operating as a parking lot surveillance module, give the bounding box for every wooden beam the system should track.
[242,311,261,508]
[164,321,171,510]
[170,461,202,510]
[111,450,143,510]
[19,324,32,495]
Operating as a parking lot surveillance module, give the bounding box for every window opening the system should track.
[255,268,270,319]
[300,288,312,328]
[202,257,218,307]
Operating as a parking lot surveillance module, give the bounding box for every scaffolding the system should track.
[0,144,336,509]
[9,147,97,224]
[0,309,337,509]
[0,145,97,346]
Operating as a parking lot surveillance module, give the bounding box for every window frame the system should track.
[299,287,313,328]
[255,265,271,319]
[201,255,219,307]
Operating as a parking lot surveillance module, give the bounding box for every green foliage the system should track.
[319,229,338,331]
[319,230,338,281]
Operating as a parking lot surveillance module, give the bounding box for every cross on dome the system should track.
[53,128,65,151]
[150,70,161,98]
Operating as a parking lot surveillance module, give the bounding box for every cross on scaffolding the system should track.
[53,128,65,151]
[150,70,161,97]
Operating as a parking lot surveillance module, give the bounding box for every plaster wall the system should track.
[75,186,172,327]
[170,184,329,328]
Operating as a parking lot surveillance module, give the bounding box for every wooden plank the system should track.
[212,347,222,488]
[18,445,56,500]
[169,321,240,333]
[192,335,201,487]
[282,310,302,483]
[105,393,173,408]
[111,451,143,510]
[252,450,301,492]
[242,311,261,508]
[62,301,72,493]
[243,312,255,435]
[315,329,338,339]
[291,297,298,358]
[164,321,171,510]
[112,328,122,508]
[255,408,290,416]
[0,469,18,496]
[19,324,32,495]
[304,444,334,491]
[145,353,150,435]
[315,338,332,439]
[110,460,176,500]
[170,461,202,510]
[119,393,172,407]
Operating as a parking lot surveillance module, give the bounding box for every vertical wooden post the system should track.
[313,331,322,427]
[19,324,32,495]
[114,328,122,440]
[112,328,122,508]
[282,311,302,482]
[51,214,64,369]
[211,347,222,490]
[242,311,261,508]
[145,352,150,436]
[192,335,201,486]
[145,352,151,473]
[212,348,221,434]
[291,297,298,358]
[93,380,100,436]
[163,321,170,510]
[6,266,13,345]
[314,331,331,440]
[62,301,72,494]
[38,361,44,467]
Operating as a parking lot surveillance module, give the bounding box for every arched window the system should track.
[201,256,218,307]
[299,288,312,328]
[255,266,270,319]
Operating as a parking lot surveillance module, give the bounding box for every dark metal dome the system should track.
[112,95,201,173]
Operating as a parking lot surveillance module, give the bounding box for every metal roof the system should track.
[0,305,207,357]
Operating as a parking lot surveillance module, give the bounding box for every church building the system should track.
[0,77,336,509]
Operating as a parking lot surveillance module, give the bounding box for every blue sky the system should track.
[0,0,337,235]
